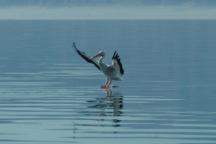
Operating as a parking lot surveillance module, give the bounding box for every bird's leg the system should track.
[101,78,109,89]
[101,78,112,89]
[105,79,112,89]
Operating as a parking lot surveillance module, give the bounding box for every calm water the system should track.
[0,20,216,144]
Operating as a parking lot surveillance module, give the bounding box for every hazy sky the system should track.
[0,0,216,7]
[0,0,216,19]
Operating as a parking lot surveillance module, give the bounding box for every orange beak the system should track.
[92,52,102,59]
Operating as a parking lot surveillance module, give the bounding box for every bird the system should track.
[73,42,124,89]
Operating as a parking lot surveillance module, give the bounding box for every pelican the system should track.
[73,42,124,89]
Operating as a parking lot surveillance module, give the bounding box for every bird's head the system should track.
[92,51,105,59]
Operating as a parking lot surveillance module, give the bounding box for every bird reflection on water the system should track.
[87,89,124,127]
[71,89,124,140]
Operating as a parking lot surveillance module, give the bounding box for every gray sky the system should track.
[0,1,216,20]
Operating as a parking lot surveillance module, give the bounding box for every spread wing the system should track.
[73,42,100,70]
[112,51,124,75]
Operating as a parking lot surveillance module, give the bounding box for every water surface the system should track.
[0,20,216,144]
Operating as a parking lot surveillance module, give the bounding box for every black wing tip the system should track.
[73,42,101,70]
[120,61,124,75]
[72,42,78,50]
[112,50,118,60]
[121,67,124,75]
[112,51,124,75]
[112,51,120,61]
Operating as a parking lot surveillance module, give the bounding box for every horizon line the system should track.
[0,6,216,20]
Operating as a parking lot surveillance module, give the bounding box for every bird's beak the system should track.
[91,52,101,59]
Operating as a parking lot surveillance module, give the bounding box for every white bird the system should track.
[73,42,124,89]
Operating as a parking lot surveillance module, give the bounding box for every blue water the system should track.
[0,20,216,144]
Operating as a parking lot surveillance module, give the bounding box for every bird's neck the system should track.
[98,56,105,63]
[99,57,107,70]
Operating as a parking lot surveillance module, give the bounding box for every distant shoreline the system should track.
[0,6,216,20]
